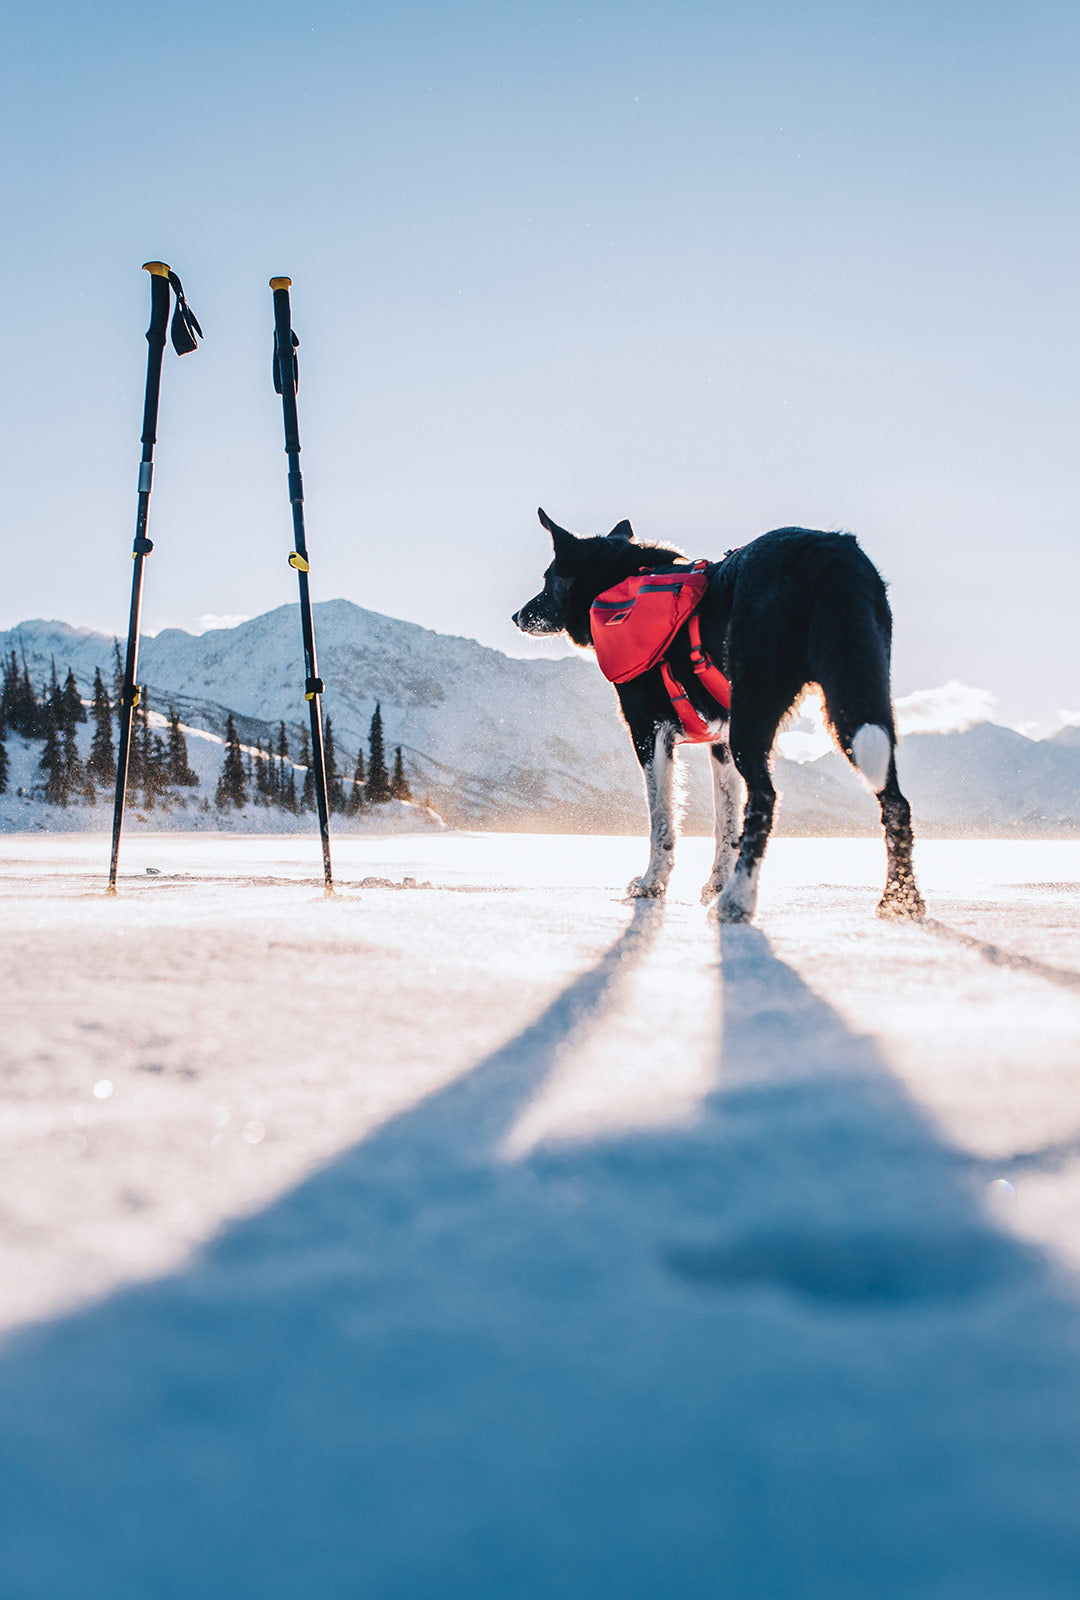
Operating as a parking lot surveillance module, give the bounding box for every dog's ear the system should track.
[607,519,635,541]
[538,507,578,565]
[538,506,571,537]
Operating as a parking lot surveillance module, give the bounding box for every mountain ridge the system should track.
[3,604,1078,836]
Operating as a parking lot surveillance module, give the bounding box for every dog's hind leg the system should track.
[823,709,925,920]
[874,759,925,919]
[627,724,678,899]
[701,738,743,904]
[831,723,924,919]
[837,722,924,919]
[811,570,925,919]
[819,677,925,919]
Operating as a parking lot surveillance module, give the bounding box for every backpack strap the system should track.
[659,660,716,742]
[687,614,731,709]
[656,610,732,743]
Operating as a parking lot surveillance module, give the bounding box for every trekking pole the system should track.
[269,277,334,894]
[108,262,202,894]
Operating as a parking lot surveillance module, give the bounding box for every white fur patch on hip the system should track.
[851,723,892,792]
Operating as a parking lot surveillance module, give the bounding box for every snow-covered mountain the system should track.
[2,605,1079,836]
[1,605,645,830]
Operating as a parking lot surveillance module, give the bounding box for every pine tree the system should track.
[38,704,67,806]
[47,659,62,733]
[277,722,297,812]
[298,726,314,812]
[0,653,18,727]
[166,708,199,786]
[16,661,41,738]
[265,737,279,806]
[142,732,170,810]
[126,687,148,797]
[390,745,412,801]
[323,717,346,814]
[347,746,366,815]
[215,714,248,809]
[87,668,116,788]
[367,703,391,802]
[62,720,84,800]
[252,739,270,806]
[0,716,8,797]
[112,641,124,722]
[61,668,86,730]
[275,723,296,812]
[1,651,38,738]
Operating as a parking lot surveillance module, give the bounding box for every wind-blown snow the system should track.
[1,833,1079,1596]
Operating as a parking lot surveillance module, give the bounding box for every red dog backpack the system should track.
[590,560,731,743]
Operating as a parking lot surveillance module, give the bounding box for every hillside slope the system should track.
[3,607,1078,835]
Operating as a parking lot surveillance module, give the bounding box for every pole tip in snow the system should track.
[142,261,171,277]
[269,276,292,291]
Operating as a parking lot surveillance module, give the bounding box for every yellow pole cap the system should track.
[269,276,293,290]
[142,261,171,277]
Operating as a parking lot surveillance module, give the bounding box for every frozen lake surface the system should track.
[2,831,1080,1597]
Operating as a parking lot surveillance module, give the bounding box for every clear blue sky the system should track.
[1,0,1076,727]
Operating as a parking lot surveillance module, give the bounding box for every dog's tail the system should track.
[808,544,898,793]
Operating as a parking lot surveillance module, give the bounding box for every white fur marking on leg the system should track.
[702,746,743,904]
[851,723,892,793]
[627,728,677,899]
[713,857,760,923]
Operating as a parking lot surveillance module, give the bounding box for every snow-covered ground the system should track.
[1,832,1080,1597]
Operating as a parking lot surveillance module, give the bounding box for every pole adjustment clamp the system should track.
[304,676,324,700]
[288,551,310,571]
[133,537,154,557]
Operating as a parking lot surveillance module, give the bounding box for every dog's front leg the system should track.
[627,724,677,899]
[701,737,743,904]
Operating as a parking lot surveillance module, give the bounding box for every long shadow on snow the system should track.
[921,916,1080,992]
[2,917,1080,1598]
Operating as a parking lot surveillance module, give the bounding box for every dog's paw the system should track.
[713,879,757,924]
[700,875,728,905]
[876,884,926,921]
[712,899,754,925]
[626,876,667,900]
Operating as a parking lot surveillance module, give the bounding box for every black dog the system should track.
[513,508,924,923]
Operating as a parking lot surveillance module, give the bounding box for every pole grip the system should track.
[271,277,301,450]
[140,266,172,449]
[143,263,172,347]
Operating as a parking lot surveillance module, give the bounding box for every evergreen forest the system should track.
[0,652,415,818]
